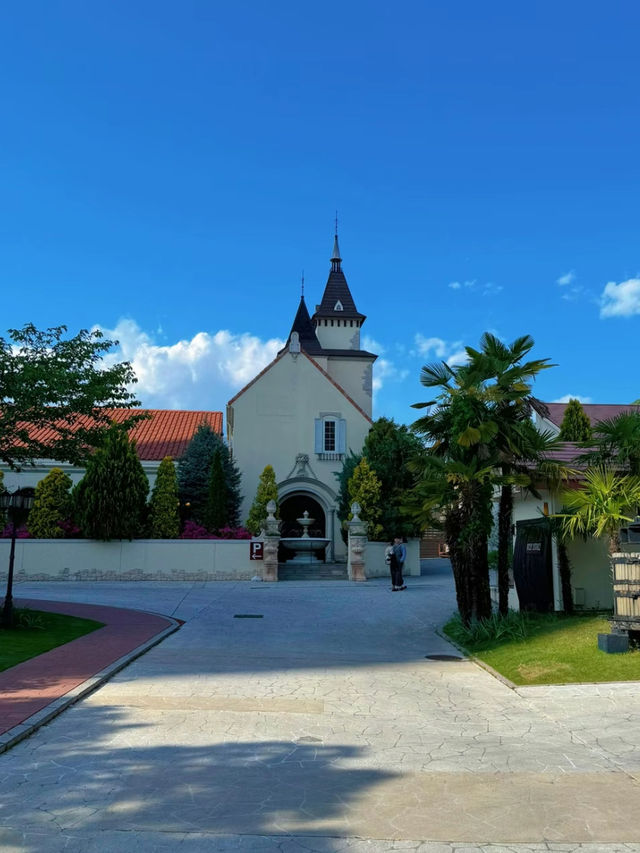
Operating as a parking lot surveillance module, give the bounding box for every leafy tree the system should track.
[577,412,640,475]
[0,324,143,470]
[361,417,423,539]
[148,456,180,538]
[246,464,279,535]
[178,424,242,525]
[74,426,149,540]
[347,458,383,541]
[203,450,228,532]
[559,467,640,556]
[26,468,73,538]
[559,399,592,442]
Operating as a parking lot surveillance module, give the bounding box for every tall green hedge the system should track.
[148,456,180,538]
[27,467,73,538]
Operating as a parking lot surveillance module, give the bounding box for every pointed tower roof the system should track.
[312,234,365,322]
[278,295,323,355]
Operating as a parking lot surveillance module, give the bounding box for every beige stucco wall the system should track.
[0,460,161,493]
[511,489,611,611]
[324,357,373,417]
[1,539,259,582]
[228,351,371,546]
[315,319,361,351]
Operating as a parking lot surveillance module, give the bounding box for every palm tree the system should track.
[460,333,557,615]
[577,412,640,476]
[559,467,640,556]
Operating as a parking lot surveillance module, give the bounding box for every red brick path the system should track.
[0,599,176,736]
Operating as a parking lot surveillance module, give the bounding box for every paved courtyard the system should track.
[1,562,640,852]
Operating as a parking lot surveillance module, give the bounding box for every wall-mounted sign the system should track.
[250,542,264,560]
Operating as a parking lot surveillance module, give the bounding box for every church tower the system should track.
[312,233,366,350]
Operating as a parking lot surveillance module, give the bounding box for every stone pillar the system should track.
[347,501,367,582]
[262,500,280,582]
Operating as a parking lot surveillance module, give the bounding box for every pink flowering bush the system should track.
[1,523,32,539]
[179,520,252,540]
[57,519,82,538]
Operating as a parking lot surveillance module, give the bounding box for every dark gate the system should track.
[512,518,554,612]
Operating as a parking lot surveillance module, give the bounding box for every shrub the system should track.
[559,399,592,442]
[246,465,279,535]
[203,450,227,532]
[74,425,149,540]
[148,456,180,538]
[444,610,531,649]
[1,523,31,538]
[27,468,73,539]
[347,458,384,540]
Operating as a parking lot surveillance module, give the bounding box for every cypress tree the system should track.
[559,398,592,441]
[75,425,149,540]
[148,456,180,538]
[203,450,228,532]
[246,464,279,535]
[347,457,384,540]
[178,423,241,525]
[27,467,73,538]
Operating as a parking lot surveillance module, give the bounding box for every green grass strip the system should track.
[443,611,640,685]
[0,609,104,673]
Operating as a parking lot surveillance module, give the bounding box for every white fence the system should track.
[0,537,421,583]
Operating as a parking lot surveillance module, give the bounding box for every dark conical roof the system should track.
[278,295,323,355]
[312,236,365,322]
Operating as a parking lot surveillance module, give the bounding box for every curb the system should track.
[0,617,180,755]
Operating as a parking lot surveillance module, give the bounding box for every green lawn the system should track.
[443,612,640,685]
[0,609,104,672]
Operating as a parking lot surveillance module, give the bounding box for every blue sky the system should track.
[2,1,639,425]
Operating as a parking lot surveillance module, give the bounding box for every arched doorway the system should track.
[279,494,326,538]
[279,494,326,563]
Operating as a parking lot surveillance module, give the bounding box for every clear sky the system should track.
[2,1,639,425]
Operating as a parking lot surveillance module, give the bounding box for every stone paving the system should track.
[1,563,640,852]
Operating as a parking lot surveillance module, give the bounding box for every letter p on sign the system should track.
[250,542,264,560]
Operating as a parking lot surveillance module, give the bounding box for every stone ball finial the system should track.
[266,500,276,518]
[350,501,361,522]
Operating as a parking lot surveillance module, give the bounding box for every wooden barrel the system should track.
[612,553,640,630]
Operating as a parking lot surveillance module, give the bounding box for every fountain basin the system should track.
[281,537,330,564]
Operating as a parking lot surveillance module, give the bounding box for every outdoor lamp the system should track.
[1,488,35,628]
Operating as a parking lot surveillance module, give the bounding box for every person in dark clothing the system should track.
[391,536,407,591]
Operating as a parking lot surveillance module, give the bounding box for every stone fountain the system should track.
[280,510,330,565]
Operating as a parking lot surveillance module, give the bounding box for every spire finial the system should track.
[331,215,342,271]
[301,270,304,298]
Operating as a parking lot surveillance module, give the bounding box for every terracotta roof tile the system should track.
[20,409,222,462]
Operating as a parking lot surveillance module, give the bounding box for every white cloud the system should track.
[414,334,469,365]
[483,282,503,296]
[371,358,409,394]
[448,279,476,290]
[600,278,640,318]
[362,336,408,395]
[553,394,593,404]
[98,318,284,409]
[556,270,576,286]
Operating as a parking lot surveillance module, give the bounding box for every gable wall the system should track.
[228,351,371,524]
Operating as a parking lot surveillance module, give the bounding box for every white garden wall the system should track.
[1,537,421,583]
[0,539,259,583]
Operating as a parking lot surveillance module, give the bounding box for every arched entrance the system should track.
[280,494,326,538]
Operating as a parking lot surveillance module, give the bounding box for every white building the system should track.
[227,235,377,561]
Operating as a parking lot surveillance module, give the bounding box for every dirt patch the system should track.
[517,662,572,682]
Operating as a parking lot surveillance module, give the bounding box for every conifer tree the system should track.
[27,467,73,538]
[178,423,241,525]
[246,464,279,535]
[347,457,383,540]
[75,426,149,540]
[203,450,228,532]
[148,456,180,538]
[559,398,592,441]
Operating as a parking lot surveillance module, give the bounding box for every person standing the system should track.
[392,536,407,591]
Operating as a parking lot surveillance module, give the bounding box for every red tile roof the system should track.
[543,402,640,428]
[23,409,223,462]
